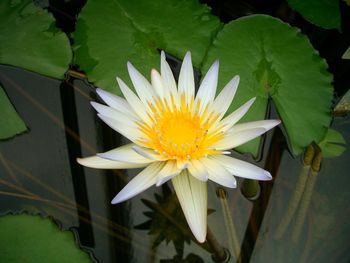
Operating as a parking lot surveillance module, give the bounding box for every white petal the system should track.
[187,159,209,181]
[156,160,181,186]
[117,77,151,124]
[212,155,272,180]
[218,97,256,133]
[151,69,165,98]
[96,88,138,118]
[213,119,281,150]
[132,146,166,161]
[201,157,236,188]
[172,170,207,243]
[178,51,195,104]
[211,75,239,116]
[91,102,139,123]
[212,127,267,150]
[127,62,155,104]
[111,162,165,204]
[97,144,155,164]
[196,60,219,113]
[77,156,148,169]
[160,51,179,108]
[97,114,141,143]
[230,119,281,133]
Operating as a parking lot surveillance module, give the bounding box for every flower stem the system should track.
[216,187,240,262]
[292,152,322,242]
[274,144,315,239]
[207,227,230,262]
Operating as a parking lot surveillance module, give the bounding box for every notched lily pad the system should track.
[287,0,341,30]
[0,0,72,79]
[0,214,91,263]
[202,15,333,156]
[74,0,222,94]
[0,85,27,139]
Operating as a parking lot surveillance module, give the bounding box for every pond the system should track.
[0,0,349,262]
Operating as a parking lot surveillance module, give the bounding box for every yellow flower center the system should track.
[137,95,223,161]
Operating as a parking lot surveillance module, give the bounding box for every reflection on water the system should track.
[0,64,349,263]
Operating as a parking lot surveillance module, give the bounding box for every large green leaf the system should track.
[287,0,341,30]
[0,214,91,263]
[202,15,333,156]
[0,85,27,139]
[0,0,72,79]
[74,0,222,94]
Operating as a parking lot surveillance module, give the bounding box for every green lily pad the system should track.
[287,0,341,30]
[0,0,72,79]
[0,85,27,139]
[0,214,91,263]
[202,15,333,156]
[318,129,346,158]
[74,0,221,94]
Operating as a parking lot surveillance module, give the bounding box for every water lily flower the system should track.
[77,51,280,243]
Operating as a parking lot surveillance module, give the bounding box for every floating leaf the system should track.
[0,85,27,139]
[74,0,221,94]
[0,214,91,262]
[318,129,346,158]
[202,15,333,156]
[0,0,72,79]
[287,0,341,30]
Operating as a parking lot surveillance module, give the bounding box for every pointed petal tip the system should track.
[116,76,122,85]
[111,191,130,205]
[208,59,219,70]
[90,101,99,110]
[193,230,207,244]
[247,97,257,107]
[263,170,273,180]
[266,119,281,130]
[183,51,192,63]
[95,87,103,95]
[127,62,136,74]
[111,196,120,205]
[151,68,159,77]
[213,59,220,68]
[76,156,97,168]
[226,179,237,188]
[161,50,165,58]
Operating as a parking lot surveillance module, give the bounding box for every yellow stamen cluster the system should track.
[137,95,223,161]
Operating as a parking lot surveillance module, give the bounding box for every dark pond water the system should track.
[1,0,350,262]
